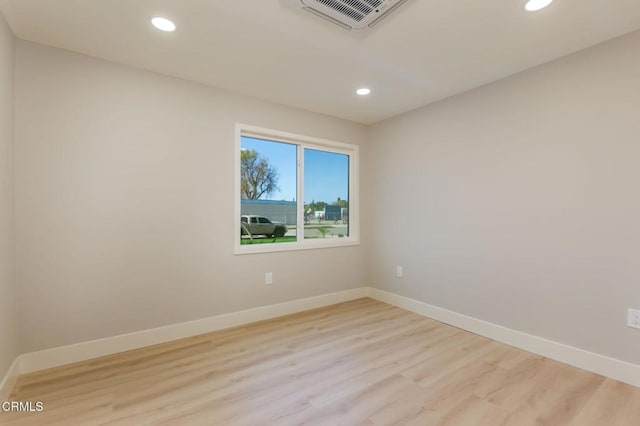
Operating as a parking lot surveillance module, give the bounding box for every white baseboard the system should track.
[369,288,640,389]
[0,357,21,401]
[10,287,369,382]
[3,285,639,398]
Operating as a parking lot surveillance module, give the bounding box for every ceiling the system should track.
[1,0,640,125]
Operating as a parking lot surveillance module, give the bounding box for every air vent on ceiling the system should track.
[285,0,410,32]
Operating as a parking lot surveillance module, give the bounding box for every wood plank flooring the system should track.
[1,298,639,425]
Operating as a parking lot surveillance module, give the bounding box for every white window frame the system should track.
[234,123,359,255]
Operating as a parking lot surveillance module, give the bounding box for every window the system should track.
[235,124,359,254]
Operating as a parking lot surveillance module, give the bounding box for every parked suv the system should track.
[241,215,288,238]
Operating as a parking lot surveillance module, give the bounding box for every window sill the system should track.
[234,238,360,255]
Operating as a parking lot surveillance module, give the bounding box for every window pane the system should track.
[303,148,349,240]
[240,137,297,245]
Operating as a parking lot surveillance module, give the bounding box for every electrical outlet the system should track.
[265,272,273,285]
[396,266,403,278]
[628,309,640,329]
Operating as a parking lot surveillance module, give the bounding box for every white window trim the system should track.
[234,123,360,255]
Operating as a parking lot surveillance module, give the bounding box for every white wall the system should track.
[0,12,16,378]
[369,30,640,365]
[10,26,640,371]
[14,41,368,353]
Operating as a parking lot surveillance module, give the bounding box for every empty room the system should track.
[1,0,640,424]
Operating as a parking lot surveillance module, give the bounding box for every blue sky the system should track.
[241,137,348,203]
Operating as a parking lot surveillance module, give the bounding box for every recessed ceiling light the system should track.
[151,17,176,32]
[356,88,371,96]
[525,0,553,11]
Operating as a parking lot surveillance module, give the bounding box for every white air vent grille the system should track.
[315,0,383,22]
[285,0,409,31]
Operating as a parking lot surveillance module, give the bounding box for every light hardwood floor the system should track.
[2,298,639,425]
